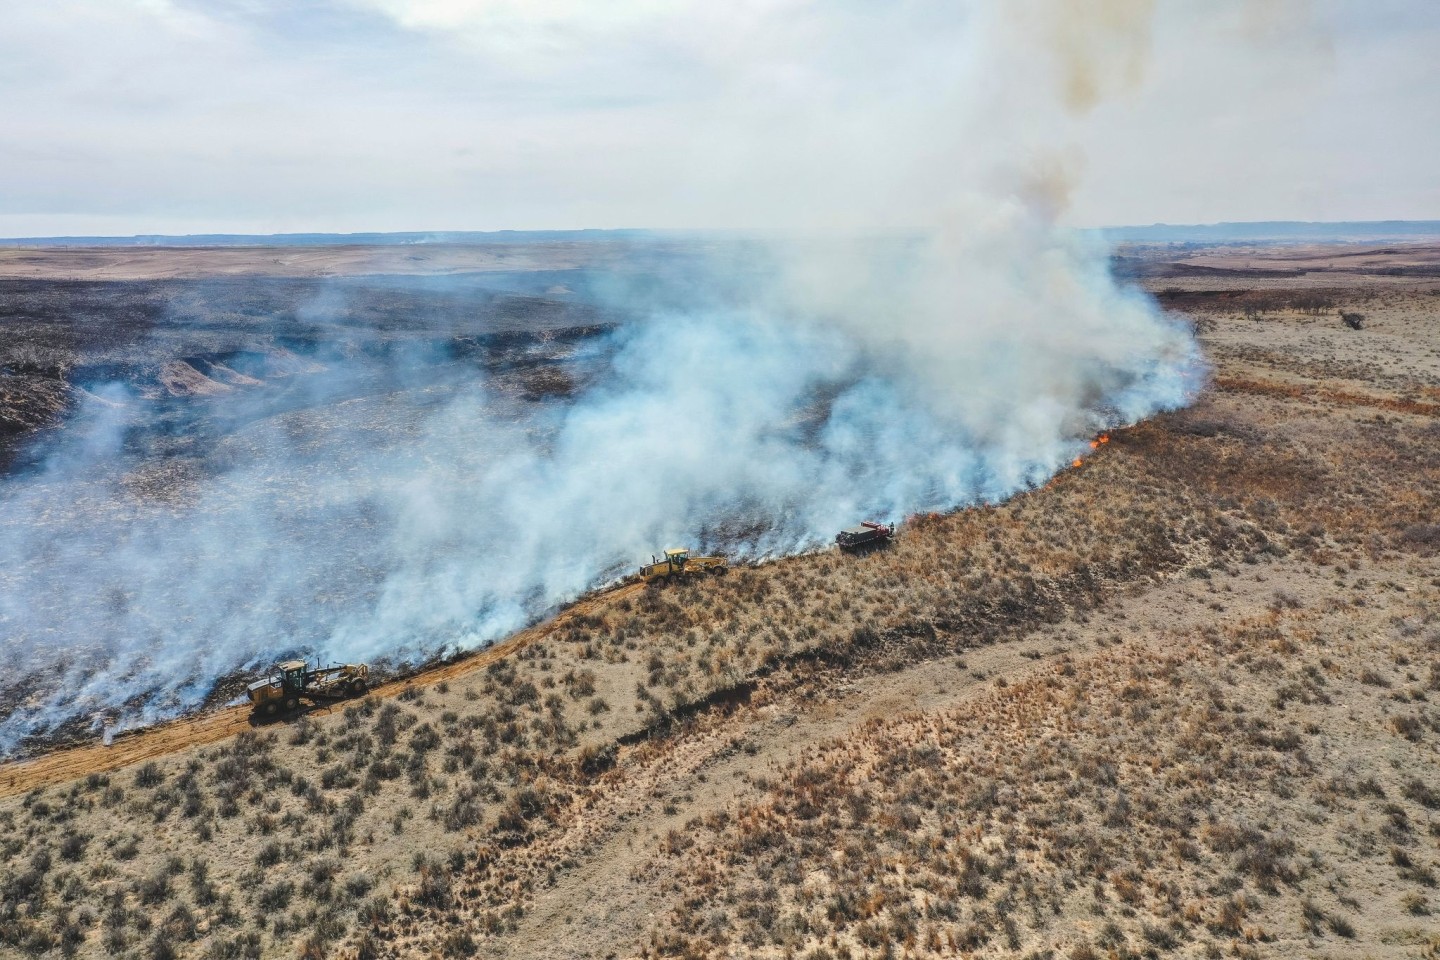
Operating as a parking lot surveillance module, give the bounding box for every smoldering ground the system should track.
[0,237,1201,754]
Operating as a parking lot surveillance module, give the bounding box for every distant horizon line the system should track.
[3,219,1440,247]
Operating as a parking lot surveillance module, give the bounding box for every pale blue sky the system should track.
[1,0,1436,237]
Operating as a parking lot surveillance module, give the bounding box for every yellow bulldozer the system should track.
[247,659,370,718]
[638,548,728,586]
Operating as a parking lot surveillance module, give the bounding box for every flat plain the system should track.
[1,240,1438,959]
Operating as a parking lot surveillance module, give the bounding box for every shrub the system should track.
[257,880,294,911]
[163,904,199,941]
[411,724,441,753]
[414,866,453,909]
[1401,524,1440,551]
[355,932,382,960]
[1140,923,1178,949]
[443,794,483,832]
[1404,778,1440,810]
[1392,714,1425,741]
[205,932,263,960]
[134,763,164,788]
[255,841,282,868]
[358,895,391,927]
[442,929,478,957]
[1328,914,1356,938]
[58,833,89,862]
[135,866,175,905]
[577,742,617,776]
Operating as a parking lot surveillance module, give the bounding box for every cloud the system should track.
[0,1,1436,235]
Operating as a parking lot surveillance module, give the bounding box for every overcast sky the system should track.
[1,0,1436,237]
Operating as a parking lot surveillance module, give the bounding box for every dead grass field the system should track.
[1,243,1438,960]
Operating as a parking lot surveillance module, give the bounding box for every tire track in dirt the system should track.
[0,582,645,799]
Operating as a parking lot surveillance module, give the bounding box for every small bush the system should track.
[1404,778,1440,810]
[58,833,89,862]
[255,841,282,868]
[358,895,391,927]
[414,866,452,909]
[441,929,478,957]
[257,880,294,911]
[134,763,164,788]
[137,871,172,905]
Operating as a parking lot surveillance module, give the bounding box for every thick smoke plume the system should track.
[0,0,1204,752]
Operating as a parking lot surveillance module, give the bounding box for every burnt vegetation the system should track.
[0,274,611,467]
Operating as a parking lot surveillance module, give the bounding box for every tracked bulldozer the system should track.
[247,659,370,718]
[638,548,728,585]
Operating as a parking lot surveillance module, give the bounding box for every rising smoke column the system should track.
[0,0,1206,752]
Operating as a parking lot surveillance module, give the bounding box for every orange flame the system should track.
[1072,457,1083,468]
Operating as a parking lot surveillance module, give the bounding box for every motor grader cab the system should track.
[638,548,728,585]
[248,659,370,718]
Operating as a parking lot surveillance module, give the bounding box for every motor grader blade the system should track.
[247,659,370,719]
[638,548,728,584]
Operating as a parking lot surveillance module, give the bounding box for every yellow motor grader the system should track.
[638,548,728,586]
[247,659,370,718]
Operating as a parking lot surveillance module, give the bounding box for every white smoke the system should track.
[0,0,1207,752]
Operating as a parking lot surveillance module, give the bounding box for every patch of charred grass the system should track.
[1154,287,1349,317]
[629,601,1440,959]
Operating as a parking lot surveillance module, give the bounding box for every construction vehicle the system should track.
[247,659,370,718]
[836,520,894,551]
[638,548,728,585]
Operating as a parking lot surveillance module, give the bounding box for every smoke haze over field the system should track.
[0,0,1212,750]
[0,244,1200,752]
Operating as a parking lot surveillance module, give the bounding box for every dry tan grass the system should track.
[635,599,1440,958]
